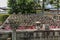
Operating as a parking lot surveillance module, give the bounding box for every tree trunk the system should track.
[12,28,16,40]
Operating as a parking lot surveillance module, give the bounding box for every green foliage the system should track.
[18,0,36,14]
[49,0,53,4]
[8,0,36,14]
[2,15,9,22]
[0,14,9,22]
[8,0,19,14]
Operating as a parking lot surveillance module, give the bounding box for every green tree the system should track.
[8,0,37,40]
[8,0,36,14]
[8,0,19,40]
[8,0,19,14]
[17,0,36,14]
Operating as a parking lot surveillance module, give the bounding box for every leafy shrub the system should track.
[0,14,9,23]
[2,15,9,22]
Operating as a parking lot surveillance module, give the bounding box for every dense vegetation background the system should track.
[8,0,37,14]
